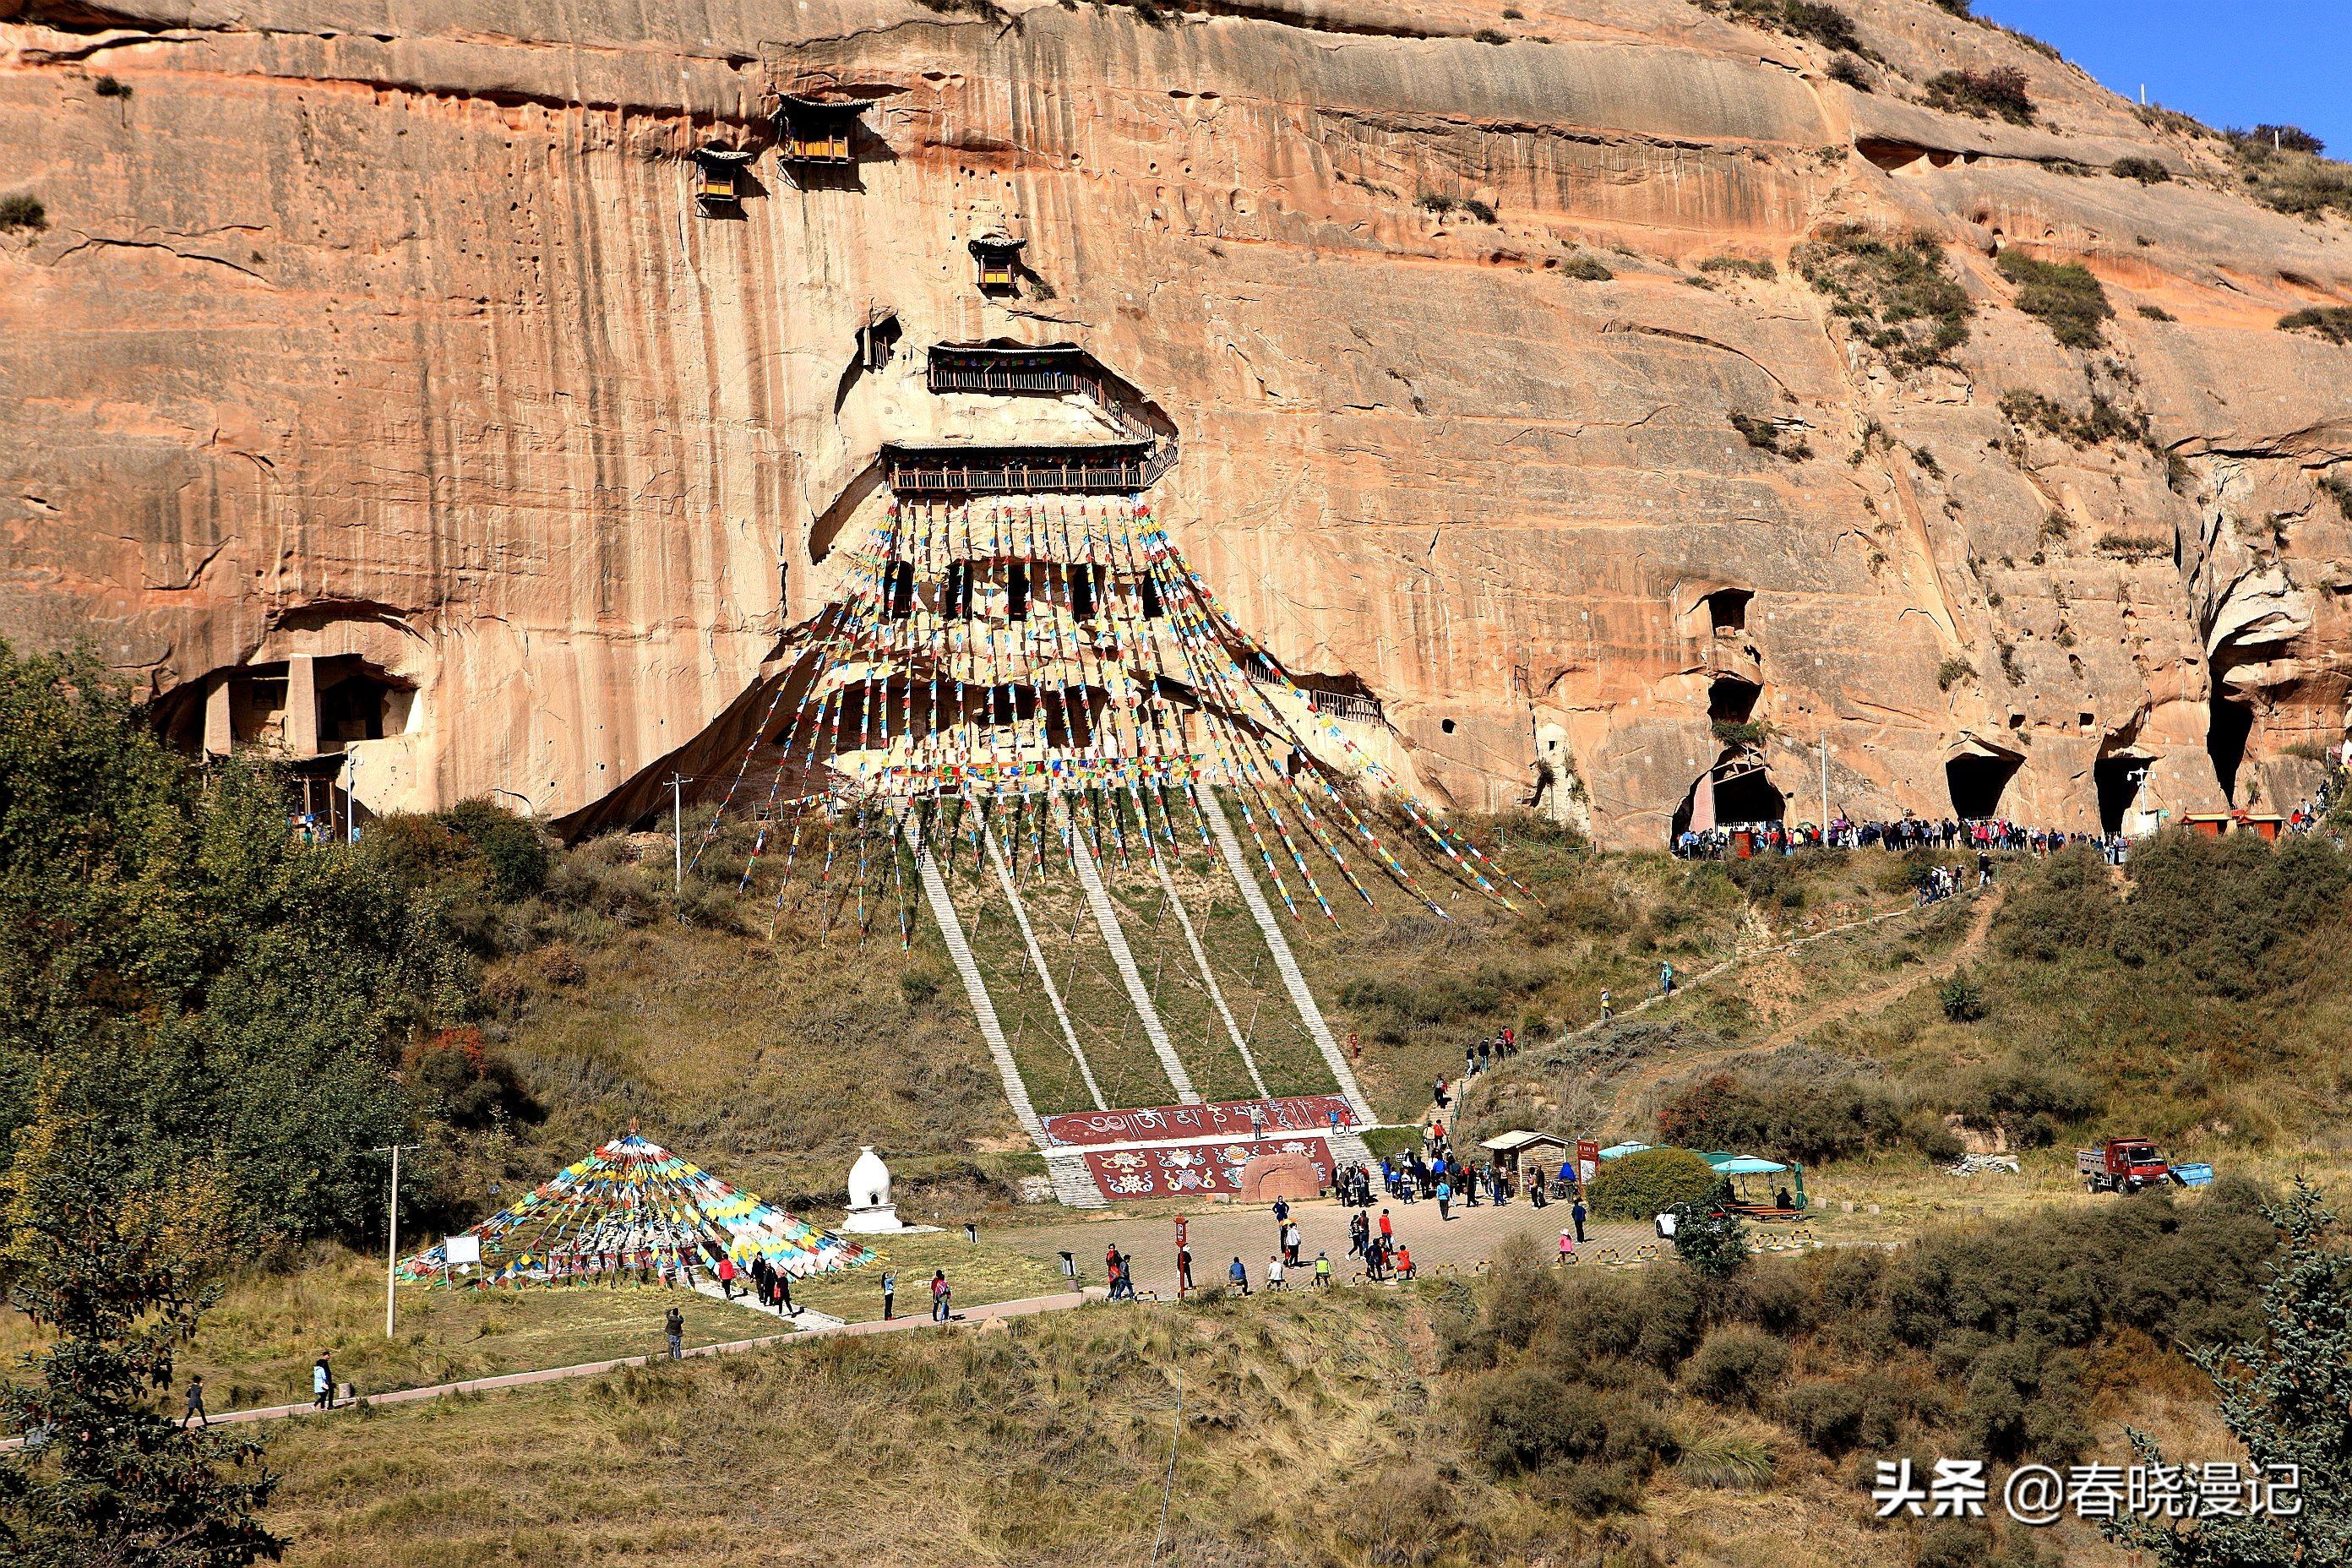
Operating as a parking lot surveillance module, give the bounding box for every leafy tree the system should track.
[1588,1146,1719,1221]
[1669,1199,1749,1279]
[0,1099,282,1565]
[2102,1180,2349,1566]
[0,640,464,1244]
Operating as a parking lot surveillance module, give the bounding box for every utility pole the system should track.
[668,774,692,895]
[1820,738,1830,839]
[369,1141,422,1339]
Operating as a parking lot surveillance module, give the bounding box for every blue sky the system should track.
[1971,1,2350,154]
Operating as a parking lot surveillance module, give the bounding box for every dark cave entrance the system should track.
[1946,752,2022,820]
[1707,676,1760,724]
[2208,695,2254,805]
[2095,755,2152,836]
[1713,764,1785,827]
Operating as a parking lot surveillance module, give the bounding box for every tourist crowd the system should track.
[1673,815,2127,860]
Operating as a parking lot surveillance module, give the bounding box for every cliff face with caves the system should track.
[3,0,2349,844]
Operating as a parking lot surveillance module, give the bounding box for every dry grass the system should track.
[0,1247,780,1413]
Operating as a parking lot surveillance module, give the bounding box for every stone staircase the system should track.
[1043,1150,1109,1208]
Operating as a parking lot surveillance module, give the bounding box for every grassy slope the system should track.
[252,1287,1928,1568]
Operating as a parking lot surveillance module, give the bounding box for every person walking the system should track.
[1659,961,1675,996]
[1571,1196,1587,1244]
[1379,1206,1393,1248]
[777,1266,796,1318]
[1559,1228,1577,1266]
[183,1375,208,1430]
[1284,1221,1302,1267]
[882,1270,896,1321]
[930,1269,951,1322]
[1435,1179,1452,1222]
[1599,988,1612,1021]
[313,1353,334,1411]
[663,1307,683,1361]
[716,1254,738,1301]
[1267,1252,1286,1290]
[1228,1255,1250,1297]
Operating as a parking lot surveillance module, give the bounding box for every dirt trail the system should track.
[1606,886,2003,1107]
[1435,885,2005,1138]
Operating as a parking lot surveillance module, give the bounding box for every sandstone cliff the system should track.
[3,0,2348,841]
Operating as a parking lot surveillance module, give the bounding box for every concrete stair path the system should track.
[1043,1149,1110,1209]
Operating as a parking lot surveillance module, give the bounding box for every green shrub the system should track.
[1656,1070,1907,1163]
[1669,1200,1750,1278]
[1938,970,1986,1022]
[1589,1146,1721,1220]
[92,74,133,98]
[2244,123,2325,155]
[1936,656,1975,691]
[2110,155,2170,184]
[1778,1377,1898,1454]
[1460,1368,1674,1477]
[1685,1326,1790,1406]
[1698,254,1778,280]
[1827,53,1870,91]
[1560,253,1614,281]
[1995,251,2114,348]
[1794,226,1972,368]
[2279,307,2352,346]
[2137,303,2175,322]
[0,193,45,231]
[1472,27,1509,44]
[2096,531,2169,559]
[1925,66,2033,124]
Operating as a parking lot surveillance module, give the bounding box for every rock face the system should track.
[3,0,2349,841]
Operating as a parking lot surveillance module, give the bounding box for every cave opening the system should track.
[317,665,411,746]
[1704,587,1753,634]
[2095,754,2152,836]
[1712,764,1785,827]
[1946,752,2023,820]
[2208,694,2253,804]
[1707,676,1760,724]
[1670,756,1784,840]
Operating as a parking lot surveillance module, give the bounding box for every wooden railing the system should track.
[887,455,1150,494]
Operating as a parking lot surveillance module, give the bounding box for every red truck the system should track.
[2076,1137,2175,1194]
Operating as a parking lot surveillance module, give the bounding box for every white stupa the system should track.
[841,1146,905,1234]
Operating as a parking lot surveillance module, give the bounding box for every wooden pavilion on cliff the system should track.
[690,144,756,213]
[775,94,861,165]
